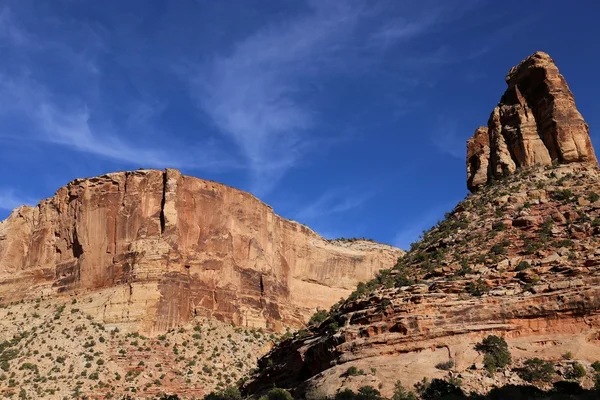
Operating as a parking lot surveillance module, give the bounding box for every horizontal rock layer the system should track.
[0,169,402,334]
[467,51,597,192]
[245,164,600,398]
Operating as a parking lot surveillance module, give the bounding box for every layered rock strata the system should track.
[0,169,402,334]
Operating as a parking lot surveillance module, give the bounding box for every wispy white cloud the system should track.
[189,2,370,194]
[0,7,236,172]
[294,187,373,222]
[0,73,234,170]
[0,189,35,211]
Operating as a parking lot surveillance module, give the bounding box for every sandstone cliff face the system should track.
[0,169,402,334]
[467,51,597,192]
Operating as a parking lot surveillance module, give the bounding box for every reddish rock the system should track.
[467,51,598,191]
[0,169,402,333]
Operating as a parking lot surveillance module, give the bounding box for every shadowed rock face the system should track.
[467,51,597,192]
[0,169,402,334]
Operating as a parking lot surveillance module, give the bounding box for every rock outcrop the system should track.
[467,51,597,192]
[0,169,402,334]
[245,53,600,398]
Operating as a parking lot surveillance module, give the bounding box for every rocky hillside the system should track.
[244,52,600,399]
[0,170,402,335]
[0,295,274,399]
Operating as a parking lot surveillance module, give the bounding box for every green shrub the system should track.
[392,381,418,400]
[345,366,364,376]
[566,362,586,380]
[490,243,507,255]
[203,386,242,400]
[475,335,511,374]
[591,361,600,372]
[421,379,464,400]
[553,189,574,201]
[467,278,489,297]
[308,310,328,326]
[435,360,454,371]
[518,358,554,382]
[515,261,531,271]
[258,388,293,400]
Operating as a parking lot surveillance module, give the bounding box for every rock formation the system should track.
[467,51,597,192]
[245,53,600,399]
[0,169,402,334]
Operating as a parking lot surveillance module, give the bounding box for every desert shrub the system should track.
[392,381,418,400]
[476,335,511,374]
[203,386,242,400]
[258,388,293,400]
[553,189,574,201]
[566,362,586,380]
[435,360,454,371]
[308,310,329,326]
[588,192,600,202]
[334,386,383,400]
[467,278,489,297]
[515,261,531,271]
[518,358,554,382]
[335,389,357,400]
[490,243,507,255]
[421,378,464,400]
[492,222,506,231]
[355,386,383,400]
[591,361,600,372]
[345,366,364,376]
[414,377,430,395]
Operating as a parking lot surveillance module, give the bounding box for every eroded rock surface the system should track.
[0,169,402,334]
[467,51,597,192]
[245,164,600,398]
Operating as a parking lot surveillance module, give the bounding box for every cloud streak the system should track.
[0,7,236,172]
[190,2,370,194]
[294,187,373,222]
[0,189,35,211]
[0,73,234,171]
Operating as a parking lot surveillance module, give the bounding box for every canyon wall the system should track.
[0,169,402,334]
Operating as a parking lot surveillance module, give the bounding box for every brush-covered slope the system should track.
[245,163,600,398]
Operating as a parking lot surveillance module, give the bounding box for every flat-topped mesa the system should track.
[467,51,598,192]
[0,169,402,334]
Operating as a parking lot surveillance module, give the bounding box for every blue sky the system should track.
[1,1,599,249]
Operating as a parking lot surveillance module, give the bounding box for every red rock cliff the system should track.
[0,169,402,333]
[467,51,597,192]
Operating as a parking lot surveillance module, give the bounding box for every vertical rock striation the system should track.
[467,51,597,191]
[0,169,402,334]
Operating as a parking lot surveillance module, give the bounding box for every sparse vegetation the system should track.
[475,335,511,374]
[518,358,554,382]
